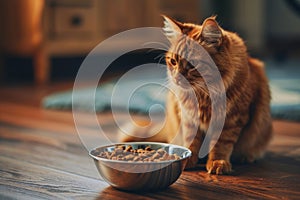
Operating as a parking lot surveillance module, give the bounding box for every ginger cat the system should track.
[120,16,272,175]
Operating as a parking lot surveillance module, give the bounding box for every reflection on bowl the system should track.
[89,142,192,191]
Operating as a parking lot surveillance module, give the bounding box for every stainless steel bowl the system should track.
[89,142,192,191]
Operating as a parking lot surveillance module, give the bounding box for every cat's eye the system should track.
[170,58,177,66]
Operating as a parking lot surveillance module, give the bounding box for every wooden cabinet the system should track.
[44,0,100,55]
[1,0,201,84]
[44,0,201,52]
[0,0,45,84]
[41,0,201,84]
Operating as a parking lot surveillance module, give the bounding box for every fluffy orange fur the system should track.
[120,16,272,175]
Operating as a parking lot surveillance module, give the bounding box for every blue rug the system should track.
[43,60,300,122]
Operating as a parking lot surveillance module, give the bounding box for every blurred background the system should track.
[0,0,300,85]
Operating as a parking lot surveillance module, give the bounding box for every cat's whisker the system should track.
[153,53,167,69]
[156,79,171,95]
[155,53,166,63]
[154,53,164,60]
[145,48,161,54]
[192,82,209,96]
[157,87,168,97]
[197,87,209,96]
[143,41,170,50]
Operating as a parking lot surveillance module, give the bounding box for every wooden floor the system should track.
[0,82,300,200]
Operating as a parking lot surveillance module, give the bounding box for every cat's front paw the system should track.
[206,159,232,175]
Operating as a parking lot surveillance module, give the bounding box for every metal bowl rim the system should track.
[89,142,192,165]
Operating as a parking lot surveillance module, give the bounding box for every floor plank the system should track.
[0,156,107,200]
[0,82,300,199]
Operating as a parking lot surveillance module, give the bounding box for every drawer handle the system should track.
[70,15,83,27]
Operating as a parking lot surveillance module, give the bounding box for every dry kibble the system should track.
[145,146,152,151]
[137,149,144,153]
[150,150,156,154]
[115,148,123,155]
[152,153,161,159]
[161,153,168,160]
[169,154,175,160]
[157,149,165,155]
[116,145,125,150]
[125,145,132,152]
[98,145,181,162]
[139,154,148,159]
[133,156,140,161]
[124,154,135,161]
[110,152,116,159]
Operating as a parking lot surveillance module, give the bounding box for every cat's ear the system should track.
[162,15,183,42]
[200,17,223,46]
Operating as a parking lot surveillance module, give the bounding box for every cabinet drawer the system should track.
[52,7,96,38]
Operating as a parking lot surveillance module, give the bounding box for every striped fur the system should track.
[121,16,272,175]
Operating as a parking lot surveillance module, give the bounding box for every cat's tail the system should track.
[118,119,168,143]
